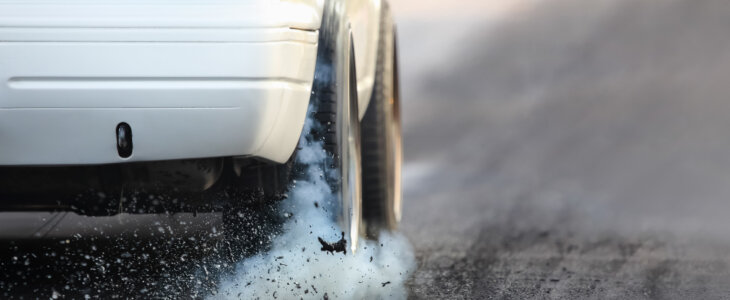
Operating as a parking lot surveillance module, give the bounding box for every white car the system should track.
[0,0,401,251]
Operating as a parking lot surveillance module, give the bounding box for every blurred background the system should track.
[393,0,730,298]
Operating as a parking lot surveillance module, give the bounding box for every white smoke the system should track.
[209,111,416,299]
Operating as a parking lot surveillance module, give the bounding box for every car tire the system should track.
[310,1,363,253]
[362,3,403,238]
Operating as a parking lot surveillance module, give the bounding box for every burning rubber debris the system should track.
[208,107,416,299]
[318,232,347,255]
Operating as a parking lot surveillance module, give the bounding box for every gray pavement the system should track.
[398,0,730,298]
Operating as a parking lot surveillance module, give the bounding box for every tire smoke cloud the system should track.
[210,108,415,299]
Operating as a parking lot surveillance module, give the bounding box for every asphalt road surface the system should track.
[4,0,730,299]
[397,0,730,298]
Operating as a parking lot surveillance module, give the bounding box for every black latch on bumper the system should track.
[116,122,133,158]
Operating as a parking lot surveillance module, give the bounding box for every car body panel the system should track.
[0,0,323,29]
[346,0,381,119]
[0,0,384,165]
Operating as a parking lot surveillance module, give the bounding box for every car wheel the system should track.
[362,4,402,238]
[311,1,362,253]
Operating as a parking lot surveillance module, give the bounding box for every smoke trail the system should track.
[209,108,416,299]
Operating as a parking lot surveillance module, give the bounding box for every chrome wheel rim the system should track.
[388,32,403,225]
[338,36,362,253]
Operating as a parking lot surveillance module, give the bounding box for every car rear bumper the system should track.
[0,3,321,166]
